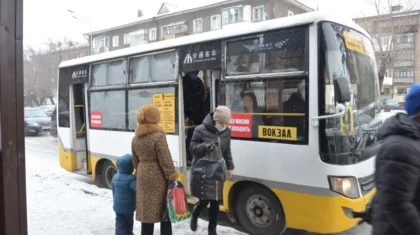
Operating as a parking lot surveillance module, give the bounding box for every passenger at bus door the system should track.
[283,80,306,140]
[112,153,136,235]
[131,104,179,235]
[189,105,235,235]
[183,71,205,164]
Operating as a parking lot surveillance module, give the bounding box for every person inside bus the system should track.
[189,106,234,235]
[283,80,306,140]
[241,90,264,138]
[183,70,205,165]
[131,104,179,235]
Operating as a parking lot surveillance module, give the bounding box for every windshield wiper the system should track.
[351,128,377,157]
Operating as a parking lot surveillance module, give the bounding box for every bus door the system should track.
[69,82,89,174]
[178,41,222,197]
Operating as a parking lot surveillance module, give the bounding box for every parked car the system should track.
[50,106,57,138]
[24,108,51,136]
[383,99,400,111]
[39,105,55,117]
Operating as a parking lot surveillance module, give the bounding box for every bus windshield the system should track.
[320,22,381,165]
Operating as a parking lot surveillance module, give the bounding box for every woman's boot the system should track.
[160,221,172,235]
[208,200,219,235]
[190,204,200,231]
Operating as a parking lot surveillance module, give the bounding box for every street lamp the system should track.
[68,9,93,55]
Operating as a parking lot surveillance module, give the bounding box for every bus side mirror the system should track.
[334,77,351,103]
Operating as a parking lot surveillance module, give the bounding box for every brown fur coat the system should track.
[132,123,178,223]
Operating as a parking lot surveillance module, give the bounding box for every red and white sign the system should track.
[90,111,103,128]
[229,113,253,138]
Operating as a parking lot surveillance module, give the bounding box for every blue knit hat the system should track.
[405,83,420,117]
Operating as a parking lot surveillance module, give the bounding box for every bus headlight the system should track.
[328,176,360,199]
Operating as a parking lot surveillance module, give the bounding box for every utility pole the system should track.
[0,0,27,234]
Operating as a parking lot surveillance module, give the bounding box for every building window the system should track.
[394,67,414,78]
[397,88,407,95]
[149,28,157,41]
[130,30,145,42]
[161,22,188,38]
[288,10,294,16]
[93,37,109,48]
[112,36,119,47]
[253,6,265,22]
[90,90,126,129]
[124,34,131,45]
[124,30,145,45]
[396,51,414,61]
[193,18,203,33]
[222,6,244,25]
[397,34,414,43]
[211,15,222,30]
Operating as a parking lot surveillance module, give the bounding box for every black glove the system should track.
[205,143,215,152]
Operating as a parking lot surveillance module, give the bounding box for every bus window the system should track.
[130,51,177,83]
[91,59,127,87]
[221,78,308,143]
[225,28,308,76]
[127,87,177,131]
[89,90,126,130]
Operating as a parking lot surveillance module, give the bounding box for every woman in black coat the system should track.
[189,105,234,235]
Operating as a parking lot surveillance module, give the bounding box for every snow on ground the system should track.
[25,134,372,235]
[26,135,246,235]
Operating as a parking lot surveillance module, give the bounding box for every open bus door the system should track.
[69,82,89,174]
[58,65,89,175]
[178,41,222,201]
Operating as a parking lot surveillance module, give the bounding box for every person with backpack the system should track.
[371,83,420,235]
[189,106,235,235]
[112,153,136,235]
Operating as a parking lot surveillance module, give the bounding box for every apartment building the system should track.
[87,0,312,55]
[355,9,420,105]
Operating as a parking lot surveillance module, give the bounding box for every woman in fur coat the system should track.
[132,104,179,235]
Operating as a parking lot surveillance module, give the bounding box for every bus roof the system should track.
[59,12,370,69]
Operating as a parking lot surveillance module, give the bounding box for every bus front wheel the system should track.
[235,184,286,235]
[98,160,117,189]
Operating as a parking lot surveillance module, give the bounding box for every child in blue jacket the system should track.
[112,153,136,235]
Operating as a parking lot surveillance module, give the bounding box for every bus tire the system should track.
[235,184,286,235]
[98,160,117,189]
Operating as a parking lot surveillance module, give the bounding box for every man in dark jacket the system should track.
[112,154,136,235]
[372,83,420,235]
[183,71,205,164]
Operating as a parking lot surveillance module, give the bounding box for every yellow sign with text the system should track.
[152,93,176,133]
[343,31,369,56]
[258,126,297,141]
[340,105,354,136]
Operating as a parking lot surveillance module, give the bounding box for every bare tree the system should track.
[24,38,89,106]
[356,0,418,92]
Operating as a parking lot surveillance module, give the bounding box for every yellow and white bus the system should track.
[57,12,380,235]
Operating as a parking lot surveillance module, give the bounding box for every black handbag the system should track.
[192,142,227,183]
